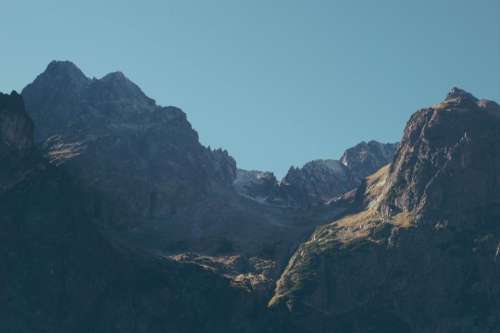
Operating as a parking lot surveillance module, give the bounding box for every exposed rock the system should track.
[22,61,237,228]
[275,159,355,207]
[381,88,500,219]
[340,140,398,181]
[233,169,279,201]
[234,141,397,208]
[20,61,341,288]
[269,88,500,333]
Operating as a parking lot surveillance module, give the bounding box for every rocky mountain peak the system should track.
[85,71,156,109]
[340,140,398,179]
[380,88,500,221]
[94,70,153,104]
[0,91,33,154]
[269,91,500,332]
[37,60,90,89]
[445,86,478,103]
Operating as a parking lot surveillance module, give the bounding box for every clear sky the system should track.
[1,0,499,177]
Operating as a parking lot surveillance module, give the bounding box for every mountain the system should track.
[340,140,398,181]
[19,61,347,294]
[269,88,500,332]
[11,59,500,332]
[22,61,236,229]
[18,62,248,228]
[1,90,286,333]
[233,169,279,202]
[235,141,397,207]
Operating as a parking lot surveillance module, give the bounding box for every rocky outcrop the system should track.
[269,89,500,333]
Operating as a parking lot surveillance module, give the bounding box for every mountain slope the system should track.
[0,90,287,333]
[269,88,500,333]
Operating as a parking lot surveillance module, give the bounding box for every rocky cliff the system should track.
[269,88,500,332]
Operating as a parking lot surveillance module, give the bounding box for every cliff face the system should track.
[22,61,237,228]
[381,87,500,220]
[269,89,500,333]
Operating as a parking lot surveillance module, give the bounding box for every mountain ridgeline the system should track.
[1,61,500,332]
[234,141,397,207]
[269,87,500,332]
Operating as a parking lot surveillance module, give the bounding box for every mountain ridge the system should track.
[268,88,500,332]
[4,59,500,332]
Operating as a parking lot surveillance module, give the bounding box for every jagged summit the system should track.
[379,88,500,220]
[46,59,84,73]
[101,70,126,80]
[40,60,90,86]
[22,61,163,141]
[91,70,153,104]
[445,86,478,103]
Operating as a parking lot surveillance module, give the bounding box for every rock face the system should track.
[233,169,279,201]
[269,89,500,333]
[340,140,398,181]
[381,87,500,219]
[276,159,355,207]
[235,142,397,207]
[22,61,237,228]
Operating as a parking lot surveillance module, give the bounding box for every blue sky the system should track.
[1,0,499,177]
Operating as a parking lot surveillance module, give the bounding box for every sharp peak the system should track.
[445,87,478,102]
[45,60,88,77]
[96,70,150,97]
[100,70,129,81]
